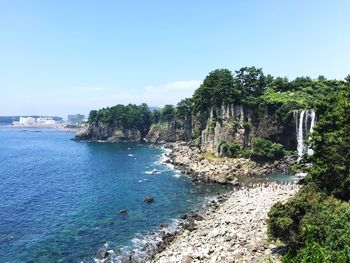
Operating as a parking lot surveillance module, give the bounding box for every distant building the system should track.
[12,117,36,126]
[67,114,85,124]
[37,117,56,125]
[18,117,36,125]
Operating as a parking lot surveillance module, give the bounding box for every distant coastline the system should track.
[1,123,84,134]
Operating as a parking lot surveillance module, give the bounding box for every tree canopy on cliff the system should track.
[88,103,152,136]
[191,67,271,113]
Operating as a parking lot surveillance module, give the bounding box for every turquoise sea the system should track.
[0,128,230,262]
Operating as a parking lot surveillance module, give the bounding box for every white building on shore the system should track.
[18,117,36,125]
[12,116,56,126]
[37,117,56,125]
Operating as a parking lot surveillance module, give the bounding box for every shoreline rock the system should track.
[166,141,296,185]
[148,183,300,263]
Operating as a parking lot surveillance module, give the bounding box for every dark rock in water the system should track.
[297,178,305,185]
[191,213,204,221]
[77,230,89,236]
[118,209,128,215]
[183,219,197,232]
[180,213,188,220]
[113,247,122,255]
[0,234,14,242]
[99,249,109,258]
[144,196,154,203]
[160,223,169,228]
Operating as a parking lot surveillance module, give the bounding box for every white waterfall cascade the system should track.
[294,110,316,161]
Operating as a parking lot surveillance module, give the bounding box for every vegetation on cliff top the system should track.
[87,67,347,161]
[267,83,350,262]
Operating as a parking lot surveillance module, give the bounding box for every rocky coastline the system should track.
[141,143,300,263]
[147,183,299,263]
[164,141,296,185]
[99,142,299,263]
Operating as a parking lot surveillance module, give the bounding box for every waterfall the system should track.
[297,110,305,161]
[295,110,316,161]
[307,111,316,155]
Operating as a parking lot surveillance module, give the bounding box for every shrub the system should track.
[243,120,252,130]
[219,141,241,157]
[209,119,217,130]
[250,137,285,161]
[267,184,350,263]
[227,143,241,157]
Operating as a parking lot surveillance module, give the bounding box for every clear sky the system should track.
[0,0,349,118]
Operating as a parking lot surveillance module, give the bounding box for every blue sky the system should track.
[0,1,349,117]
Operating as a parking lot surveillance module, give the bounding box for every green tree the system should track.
[235,66,270,105]
[160,105,175,122]
[151,109,161,123]
[192,69,236,113]
[306,84,350,200]
[176,98,193,120]
[88,110,98,123]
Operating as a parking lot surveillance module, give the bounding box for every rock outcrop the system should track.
[148,183,300,263]
[167,142,295,184]
[75,123,142,143]
[146,120,191,144]
[199,104,295,155]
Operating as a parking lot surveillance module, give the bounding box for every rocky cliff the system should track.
[200,104,296,155]
[143,103,295,155]
[146,119,191,144]
[76,103,296,156]
[75,122,142,143]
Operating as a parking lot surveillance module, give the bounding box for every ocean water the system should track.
[0,128,229,262]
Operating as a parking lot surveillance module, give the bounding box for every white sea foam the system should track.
[172,170,185,178]
[94,218,183,262]
[145,169,162,175]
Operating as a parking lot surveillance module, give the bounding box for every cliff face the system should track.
[200,104,249,154]
[199,104,295,155]
[146,119,192,144]
[76,104,296,153]
[75,122,142,143]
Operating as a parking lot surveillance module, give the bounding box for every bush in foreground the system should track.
[267,183,350,263]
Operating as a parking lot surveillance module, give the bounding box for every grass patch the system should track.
[201,152,223,162]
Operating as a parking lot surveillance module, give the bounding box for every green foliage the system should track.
[208,119,217,130]
[267,184,326,246]
[87,103,152,136]
[229,119,241,135]
[243,120,252,130]
[175,98,193,120]
[151,109,161,123]
[235,66,271,105]
[219,141,241,157]
[250,137,285,161]
[268,184,350,263]
[88,110,98,123]
[305,84,350,200]
[192,67,271,113]
[192,127,201,139]
[192,69,236,112]
[160,105,175,122]
[268,82,350,263]
[261,77,343,125]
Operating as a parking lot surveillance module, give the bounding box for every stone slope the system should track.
[149,183,299,263]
